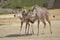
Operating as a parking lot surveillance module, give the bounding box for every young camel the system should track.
[13,9,36,34]
[31,5,52,34]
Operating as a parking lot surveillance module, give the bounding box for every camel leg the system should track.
[25,22,28,34]
[25,21,30,34]
[46,18,52,34]
[31,23,34,34]
[42,20,46,34]
[20,21,23,34]
[37,19,40,35]
[27,22,30,34]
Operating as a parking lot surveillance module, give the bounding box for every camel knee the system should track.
[43,21,46,28]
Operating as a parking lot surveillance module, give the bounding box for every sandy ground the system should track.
[0,9,60,40]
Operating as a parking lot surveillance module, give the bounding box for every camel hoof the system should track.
[41,33,44,35]
[37,33,39,36]
[32,32,34,35]
[50,32,52,34]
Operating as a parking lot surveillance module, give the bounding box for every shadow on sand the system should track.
[0,24,6,26]
[0,34,32,38]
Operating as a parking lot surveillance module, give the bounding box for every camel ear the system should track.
[12,10,16,14]
[12,9,18,14]
[23,11,25,13]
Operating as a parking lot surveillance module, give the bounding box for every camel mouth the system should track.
[28,19,34,23]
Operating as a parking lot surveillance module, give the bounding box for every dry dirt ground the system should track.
[0,9,60,40]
